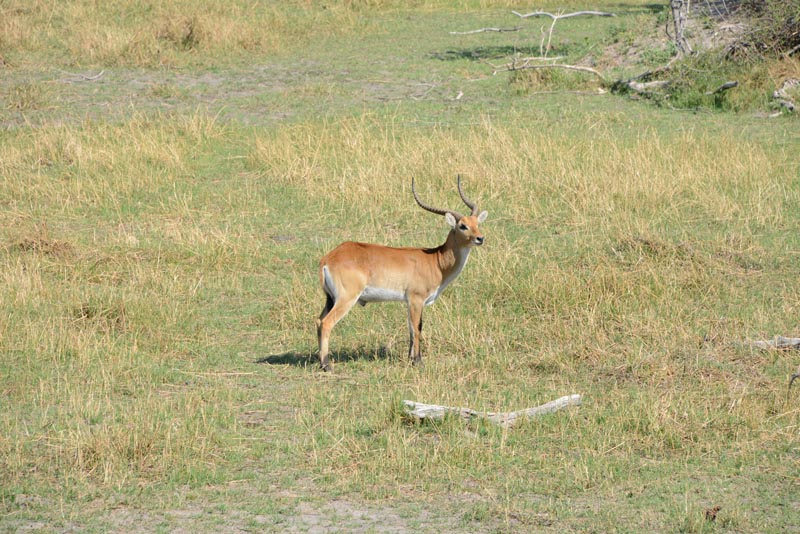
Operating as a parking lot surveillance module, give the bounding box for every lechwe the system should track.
[316,176,488,371]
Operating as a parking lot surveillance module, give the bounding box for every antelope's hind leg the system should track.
[317,293,334,346]
[317,294,359,372]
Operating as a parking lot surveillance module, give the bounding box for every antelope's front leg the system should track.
[407,298,424,366]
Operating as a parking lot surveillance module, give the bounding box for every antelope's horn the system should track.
[412,178,463,220]
[457,175,479,216]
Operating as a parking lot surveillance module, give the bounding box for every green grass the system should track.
[2,1,799,532]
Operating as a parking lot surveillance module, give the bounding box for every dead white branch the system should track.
[453,10,615,59]
[450,27,521,35]
[751,336,800,350]
[774,99,797,113]
[627,79,671,94]
[511,10,615,20]
[403,394,582,428]
[58,69,106,83]
[510,11,614,57]
[513,56,564,62]
[771,79,798,113]
[773,78,799,100]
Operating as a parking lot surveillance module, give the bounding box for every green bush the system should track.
[739,0,800,56]
[664,51,773,111]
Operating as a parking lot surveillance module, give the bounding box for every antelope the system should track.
[316,176,488,371]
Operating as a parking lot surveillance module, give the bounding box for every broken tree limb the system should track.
[450,27,521,35]
[58,69,106,83]
[750,336,800,350]
[788,362,800,400]
[403,394,582,428]
[510,11,615,57]
[451,8,616,63]
[626,80,671,94]
[789,372,800,401]
[511,10,615,20]
[771,79,798,114]
[705,81,738,95]
[774,99,797,113]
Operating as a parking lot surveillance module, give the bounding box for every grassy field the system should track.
[2,1,799,532]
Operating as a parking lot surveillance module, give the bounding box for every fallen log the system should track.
[750,336,800,350]
[771,79,798,114]
[626,80,670,94]
[403,394,582,428]
[705,81,738,95]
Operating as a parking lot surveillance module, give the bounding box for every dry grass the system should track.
[0,0,658,69]
[250,114,788,231]
[2,109,797,531]
[1,1,360,67]
[0,0,547,68]
[1,1,799,530]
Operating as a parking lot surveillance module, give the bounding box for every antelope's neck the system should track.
[437,232,469,273]
[427,232,470,302]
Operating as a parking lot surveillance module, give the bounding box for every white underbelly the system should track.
[359,286,406,304]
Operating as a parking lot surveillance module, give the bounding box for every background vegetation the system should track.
[1,1,798,532]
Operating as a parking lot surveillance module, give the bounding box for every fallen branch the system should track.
[526,88,607,96]
[512,10,615,57]
[705,81,738,95]
[750,336,800,350]
[58,69,106,83]
[403,394,582,428]
[627,79,671,94]
[452,8,616,64]
[450,27,521,35]
[511,10,615,20]
[771,78,798,114]
[774,99,797,113]
[788,364,800,400]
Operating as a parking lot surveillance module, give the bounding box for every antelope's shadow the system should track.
[256,346,393,367]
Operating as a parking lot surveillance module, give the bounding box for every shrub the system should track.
[738,0,800,56]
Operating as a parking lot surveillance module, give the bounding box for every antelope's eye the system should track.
[459,224,468,231]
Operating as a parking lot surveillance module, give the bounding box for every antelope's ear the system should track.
[445,212,457,228]
[478,210,488,223]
